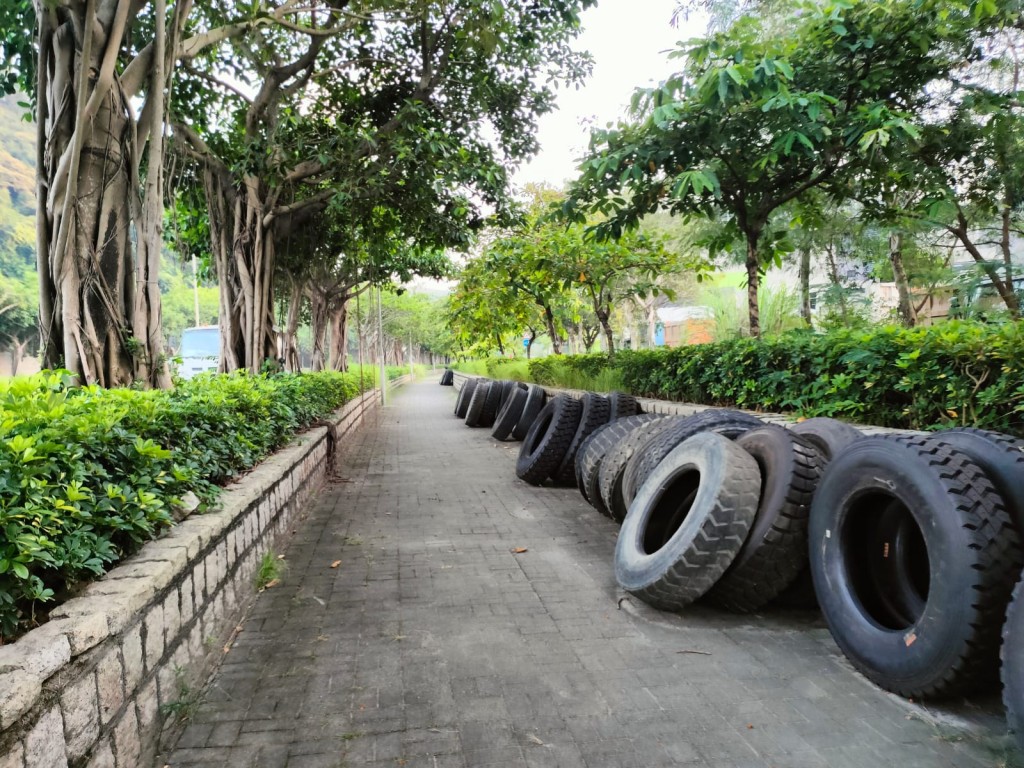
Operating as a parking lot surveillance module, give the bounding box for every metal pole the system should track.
[378,286,386,405]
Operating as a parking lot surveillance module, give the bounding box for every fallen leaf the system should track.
[277,554,286,560]
[746,724,754,730]
[265,578,280,589]
[330,560,342,568]
[511,547,528,554]
[528,734,545,745]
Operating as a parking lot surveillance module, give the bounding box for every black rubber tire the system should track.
[492,386,528,441]
[480,379,505,427]
[496,379,518,411]
[808,434,1022,698]
[454,378,479,418]
[515,395,584,486]
[789,417,863,460]
[599,417,681,523]
[703,426,824,612]
[575,414,665,511]
[511,385,547,441]
[622,409,765,507]
[553,393,612,486]
[439,369,454,386]
[615,432,762,611]
[464,380,494,427]
[924,428,1024,536]
[608,391,641,418]
[1003,577,1024,751]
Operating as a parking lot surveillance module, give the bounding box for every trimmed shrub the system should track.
[0,370,362,639]
[512,321,1024,437]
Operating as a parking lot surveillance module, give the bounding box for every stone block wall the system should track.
[0,388,383,768]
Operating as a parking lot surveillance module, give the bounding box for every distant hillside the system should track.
[0,95,36,278]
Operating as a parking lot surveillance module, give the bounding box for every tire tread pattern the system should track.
[705,430,823,612]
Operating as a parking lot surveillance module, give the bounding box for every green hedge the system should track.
[0,370,363,639]
[527,321,1024,436]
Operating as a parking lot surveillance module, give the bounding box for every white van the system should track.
[177,326,220,379]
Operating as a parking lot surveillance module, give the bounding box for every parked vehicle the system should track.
[176,326,220,380]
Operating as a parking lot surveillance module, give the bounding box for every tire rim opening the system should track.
[842,492,931,631]
[642,470,701,555]
[526,411,554,455]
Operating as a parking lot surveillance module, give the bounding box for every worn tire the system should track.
[492,386,528,441]
[553,393,612,486]
[615,432,762,611]
[599,417,681,523]
[495,379,518,411]
[454,378,479,418]
[789,417,863,460]
[608,391,641,418]
[511,385,547,441]
[809,434,1022,698]
[465,380,497,427]
[622,409,765,507]
[703,426,824,612]
[575,414,666,512]
[515,395,584,486]
[1004,578,1024,751]
[924,428,1024,536]
[439,369,454,386]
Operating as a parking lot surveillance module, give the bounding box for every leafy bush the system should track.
[0,370,363,640]
[515,322,1024,436]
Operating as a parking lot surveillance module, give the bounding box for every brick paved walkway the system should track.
[165,380,1013,768]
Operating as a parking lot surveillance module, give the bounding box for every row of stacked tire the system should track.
[442,372,1024,745]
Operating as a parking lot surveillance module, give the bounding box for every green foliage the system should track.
[610,322,1024,434]
[527,353,625,392]
[563,0,988,334]
[510,322,1024,436]
[255,551,283,590]
[0,369,363,640]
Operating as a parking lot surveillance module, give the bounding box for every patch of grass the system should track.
[255,551,283,590]
[341,732,363,741]
[159,666,204,723]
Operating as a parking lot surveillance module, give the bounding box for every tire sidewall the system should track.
[809,440,973,691]
[616,433,731,591]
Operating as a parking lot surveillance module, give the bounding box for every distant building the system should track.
[655,306,715,347]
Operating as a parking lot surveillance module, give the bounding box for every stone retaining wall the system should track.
[0,387,387,768]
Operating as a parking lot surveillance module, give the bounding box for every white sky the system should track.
[513,0,706,189]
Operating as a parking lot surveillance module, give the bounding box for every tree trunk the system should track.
[824,239,849,320]
[889,232,916,327]
[131,0,172,388]
[282,278,303,372]
[799,247,812,326]
[308,287,329,372]
[950,218,1020,318]
[745,236,761,338]
[597,308,615,357]
[542,305,562,354]
[208,172,279,372]
[330,298,349,371]
[10,337,29,375]
[37,3,138,386]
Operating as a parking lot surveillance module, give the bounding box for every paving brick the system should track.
[163,380,1012,768]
